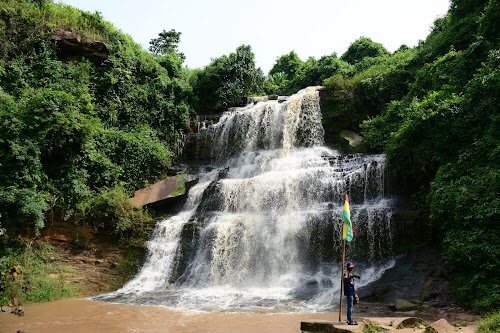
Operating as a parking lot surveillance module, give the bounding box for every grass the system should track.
[0,240,80,305]
[477,312,500,333]
[363,323,384,333]
[170,176,187,197]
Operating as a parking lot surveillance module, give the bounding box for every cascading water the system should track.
[97,87,395,311]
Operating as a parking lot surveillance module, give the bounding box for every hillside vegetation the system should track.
[0,0,193,238]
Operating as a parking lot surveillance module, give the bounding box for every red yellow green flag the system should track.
[342,195,353,242]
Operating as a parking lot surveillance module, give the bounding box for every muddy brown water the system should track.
[0,298,348,333]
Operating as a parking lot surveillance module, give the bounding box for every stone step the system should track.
[301,320,365,333]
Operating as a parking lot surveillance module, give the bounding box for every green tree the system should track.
[267,52,352,95]
[341,37,388,64]
[269,51,303,81]
[266,51,303,95]
[149,29,184,59]
[193,45,264,112]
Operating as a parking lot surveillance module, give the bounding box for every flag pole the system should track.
[339,237,346,322]
[339,194,351,323]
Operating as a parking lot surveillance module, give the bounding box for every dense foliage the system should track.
[478,311,500,333]
[340,37,389,65]
[191,45,265,113]
[267,51,353,95]
[0,0,190,235]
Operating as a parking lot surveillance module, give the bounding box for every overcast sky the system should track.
[57,0,450,73]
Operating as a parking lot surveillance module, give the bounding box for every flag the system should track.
[342,195,353,242]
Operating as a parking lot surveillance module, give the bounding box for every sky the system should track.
[57,0,451,73]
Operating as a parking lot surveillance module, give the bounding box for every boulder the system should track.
[395,299,417,311]
[425,319,457,333]
[358,250,451,306]
[247,96,269,103]
[396,317,426,329]
[340,130,363,147]
[11,306,24,316]
[130,174,197,208]
[301,320,364,333]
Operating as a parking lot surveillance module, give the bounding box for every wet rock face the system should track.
[358,250,452,307]
[52,28,109,62]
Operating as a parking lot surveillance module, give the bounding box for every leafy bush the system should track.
[78,186,152,241]
[363,323,384,333]
[478,311,500,333]
[93,127,172,190]
[0,188,48,233]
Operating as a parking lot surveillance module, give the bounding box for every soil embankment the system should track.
[39,221,139,296]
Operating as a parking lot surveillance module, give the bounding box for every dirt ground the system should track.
[39,221,135,296]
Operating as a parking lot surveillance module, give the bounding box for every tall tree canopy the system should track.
[149,29,185,60]
[191,45,265,112]
[341,37,388,64]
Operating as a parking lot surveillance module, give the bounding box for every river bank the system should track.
[0,298,479,333]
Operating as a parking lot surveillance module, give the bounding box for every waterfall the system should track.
[96,87,395,311]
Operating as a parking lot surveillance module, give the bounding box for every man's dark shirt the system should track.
[343,271,355,296]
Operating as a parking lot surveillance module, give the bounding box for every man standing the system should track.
[343,261,360,325]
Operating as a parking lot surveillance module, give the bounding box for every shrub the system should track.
[478,311,500,333]
[78,185,152,241]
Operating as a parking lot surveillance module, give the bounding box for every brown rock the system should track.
[425,318,457,333]
[11,306,24,316]
[301,319,364,333]
[52,28,109,63]
[396,317,426,329]
[394,299,416,311]
[130,175,195,207]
